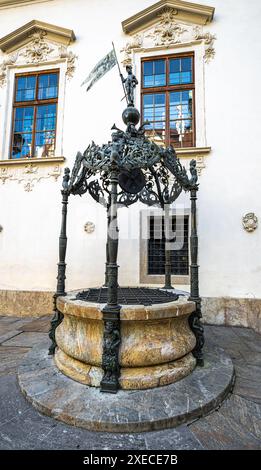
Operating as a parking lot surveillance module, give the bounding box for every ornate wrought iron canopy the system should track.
[66,103,198,208]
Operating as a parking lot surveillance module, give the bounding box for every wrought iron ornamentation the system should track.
[49,65,204,385]
[100,319,121,393]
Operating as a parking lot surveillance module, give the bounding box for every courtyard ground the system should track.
[0,315,260,450]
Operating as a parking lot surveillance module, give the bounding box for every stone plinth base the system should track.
[18,339,234,433]
[55,292,197,389]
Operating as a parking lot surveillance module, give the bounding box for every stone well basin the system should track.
[55,291,197,390]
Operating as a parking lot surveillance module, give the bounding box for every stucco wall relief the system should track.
[120,8,216,67]
[0,23,77,87]
[242,213,258,233]
[0,163,61,191]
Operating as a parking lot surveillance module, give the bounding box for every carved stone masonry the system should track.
[146,8,187,46]
[0,32,77,88]
[21,31,54,63]
[0,54,17,86]
[193,26,216,63]
[195,156,206,176]
[84,221,95,233]
[0,167,13,183]
[242,213,258,232]
[120,34,143,67]
[59,46,78,79]
[120,8,216,66]
[0,164,61,191]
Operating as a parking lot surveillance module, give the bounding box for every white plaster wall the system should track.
[0,0,260,299]
[197,0,261,298]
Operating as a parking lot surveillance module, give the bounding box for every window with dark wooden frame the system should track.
[148,215,189,275]
[141,53,195,148]
[10,70,59,159]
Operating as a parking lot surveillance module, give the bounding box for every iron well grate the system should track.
[75,287,180,305]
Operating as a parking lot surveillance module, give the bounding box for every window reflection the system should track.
[143,60,166,87]
[142,55,194,148]
[170,90,193,147]
[169,57,192,85]
[11,71,59,159]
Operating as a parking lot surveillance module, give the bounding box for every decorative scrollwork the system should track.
[117,191,138,207]
[88,179,107,207]
[139,186,159,207]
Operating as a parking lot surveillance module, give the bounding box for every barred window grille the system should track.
[148,215,189,275]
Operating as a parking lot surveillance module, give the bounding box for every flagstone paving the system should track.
[0,315,260,450]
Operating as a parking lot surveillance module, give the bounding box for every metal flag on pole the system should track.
[112,42,127,103]
[81,43,127,102]
[81,49,117,92]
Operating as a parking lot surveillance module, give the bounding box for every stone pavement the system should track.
[0,315,260,450]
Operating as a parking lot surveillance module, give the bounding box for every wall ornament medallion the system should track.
[84,221,95,234]
[242,213,258,233]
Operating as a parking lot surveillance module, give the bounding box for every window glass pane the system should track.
[12,132,32,159]
[170,59,180,73]
[145,129,165,147]
[169,57,192,85]
[154,121,165,129]
[143,93,166,143]
[38,73,58,100]
[17,77,26,90]
[143,94,153,107]
[35,103,57,157]
[143,60,166,87]
[170,90,193,148]
[35,130,55,157]
[181,57,192,72]
[14,107,34,133]
[143,109,154,122]
[170,91,181,104]
[148,216,189,275]
[12,72,58,159]
[36,104,57,131]
[143,94,165,124]
[16,76,36,101]
[181,71,192,84]
[143,62,153,76]
[154,94,165,106]
[154,60,165,74]
[144,76,154,87]
[169,73,180,85]
[154,102,165,120]
[154,74,165,86]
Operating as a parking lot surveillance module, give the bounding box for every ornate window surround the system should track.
[0,20,76,190]
[121,0,216,173]
[1,61,67,163]
[133,42,209,154]
[122,0,215,34]
[0,20,77,166]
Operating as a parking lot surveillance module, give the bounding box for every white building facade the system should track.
[0,0,260,332]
